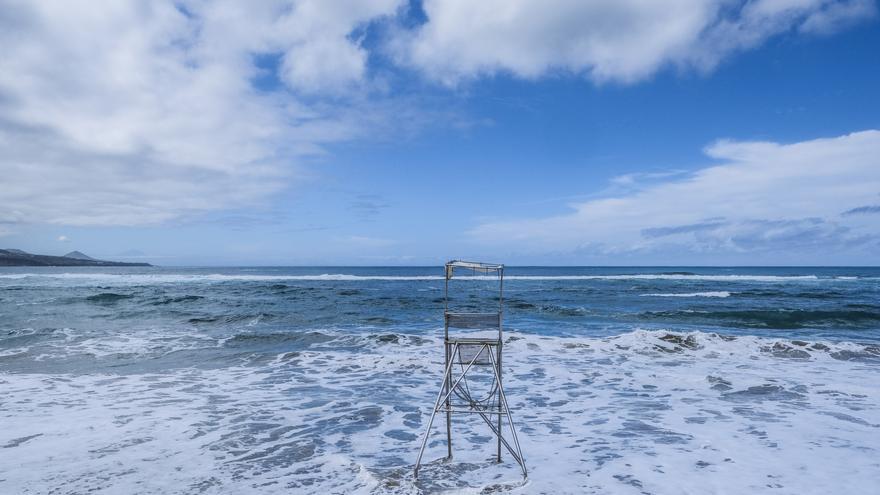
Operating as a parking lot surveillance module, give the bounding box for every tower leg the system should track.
[445,342,452,459]
[473,411,524,466]
[416,342,527,479]
[414,344,458,479]
[496,345,502,463]
[488,348,528,478]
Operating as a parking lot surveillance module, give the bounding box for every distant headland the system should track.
[0,249,151,267]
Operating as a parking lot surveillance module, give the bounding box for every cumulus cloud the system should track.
[398,0,877,84]
[0,0,403,226]
[274,1,404,93]
[469,130,880,257]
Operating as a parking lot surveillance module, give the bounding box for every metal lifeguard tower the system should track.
[414,260,527,479]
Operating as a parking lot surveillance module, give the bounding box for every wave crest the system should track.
[598,329,880,362]
[641,291,731,298]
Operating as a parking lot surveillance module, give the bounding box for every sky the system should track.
[1,0,879,266]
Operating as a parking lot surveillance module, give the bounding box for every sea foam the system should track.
[2,330,878,494]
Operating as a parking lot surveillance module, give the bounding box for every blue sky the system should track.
[1,0,879,265]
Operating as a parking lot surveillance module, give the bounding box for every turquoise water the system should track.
[1,266,879,493]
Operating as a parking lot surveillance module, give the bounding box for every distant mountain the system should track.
[0,249,151,267]
[63,250,96,261]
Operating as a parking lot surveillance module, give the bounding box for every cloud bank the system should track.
[0,0,404,226]
[469,130,880,259]
[399,0,876,84]
[0,0,875,230]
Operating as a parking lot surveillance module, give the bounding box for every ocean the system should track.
[1,266,879,494]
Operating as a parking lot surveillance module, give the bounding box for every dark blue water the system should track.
[2,266,878,373]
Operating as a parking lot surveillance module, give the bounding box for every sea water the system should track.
[1,266,878,494]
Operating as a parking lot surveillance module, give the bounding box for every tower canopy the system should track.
[445,260,504,279]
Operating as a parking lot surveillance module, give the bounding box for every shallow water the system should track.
[1,266,879,493]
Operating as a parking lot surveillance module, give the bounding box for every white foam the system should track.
[23,327,218,360]
[0,347,29,358]
[1,330,878,494]
[641,291,732,298]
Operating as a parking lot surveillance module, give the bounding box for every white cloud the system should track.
[274,0,402,93]
[469,130,880,258]
[398,0,876,84]
[0,0,403,226]
[800,0,877,34]
[57,235,69,242]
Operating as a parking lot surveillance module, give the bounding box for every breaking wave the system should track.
[641,308,880,329]
[641,291,732,298]
[599,329,880,362]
